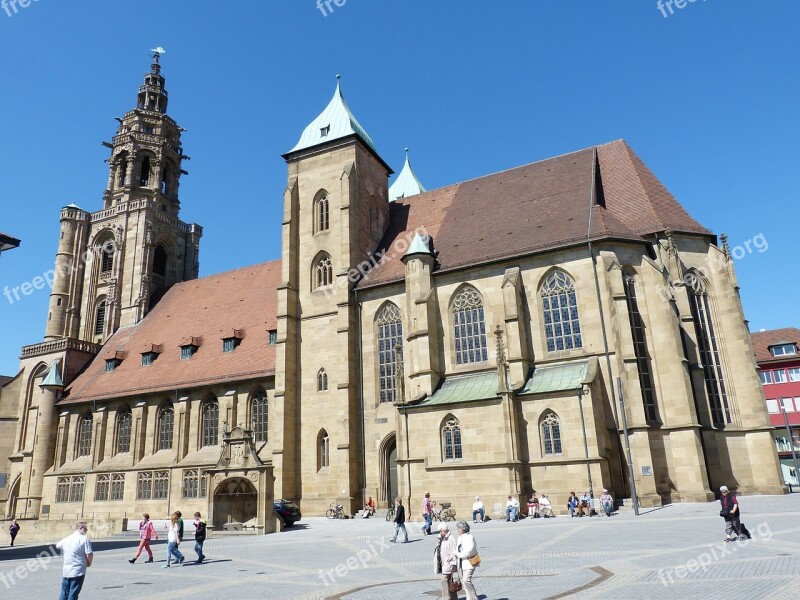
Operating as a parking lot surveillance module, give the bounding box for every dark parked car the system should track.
[274,499,301,527]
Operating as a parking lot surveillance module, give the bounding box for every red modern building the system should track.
[752,328,800,486]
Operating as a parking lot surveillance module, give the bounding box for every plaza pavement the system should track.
[2,493,800,599]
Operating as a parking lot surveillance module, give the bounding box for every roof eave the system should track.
[282,133,394,175]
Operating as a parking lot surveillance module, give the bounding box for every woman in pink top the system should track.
[129,513,158,563]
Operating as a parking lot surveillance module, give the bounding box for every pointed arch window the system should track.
[623,274,658,424]
[377,303,403,403]
[202,399,219,447]
[117,154,128,187]
[116,409,132,454]
[153,245,167,277]
[451,286,488,365]
[442,417,463,461]
[686,271,730,427]
[94,299,107,336]
[313,253,333,289]
[139,156,152,187]
[318,429,330,470]
[157,403,174,451]
[317,368,328,392]
[541,271,583,352]
[100,240,115,273]
[95,474,110,501]
[314,191,330,233]
[251,391,268,443]
[541,412,562,455]
[77,412,93,457]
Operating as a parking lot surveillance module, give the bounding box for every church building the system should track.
[0,55,784,534]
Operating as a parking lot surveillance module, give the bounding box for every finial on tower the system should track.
[150,46,166,61]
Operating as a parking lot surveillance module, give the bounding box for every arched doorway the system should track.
[380,435,398,507]
[6,477,20,519]
[213,477,258,528]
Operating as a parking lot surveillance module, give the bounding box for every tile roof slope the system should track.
[360,141,688,288]
[62,260,280,404]
[751,328,800,364]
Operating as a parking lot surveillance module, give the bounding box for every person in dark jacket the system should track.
[176,511,184,546]
[9,520,20,546]
[389,497,408,543]
[720,485,751,541]
[193,512,207,563]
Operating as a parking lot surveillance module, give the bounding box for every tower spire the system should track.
[138,47,168,113]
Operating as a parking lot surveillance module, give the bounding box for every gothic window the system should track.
[136,472,153,499]
[116,409,132,454]
[161,166,169,195]
[139,156,152,187]
[77,412,93,457]
[251,391,268,443]
[317,368,328,392]
[541,412,562,455]
[182,469,199,498]
[153,471,169,499]
[110,473,125,500]
[101,241,114,273]
[318,429,330,470]
[377,303,403,403]
[686,271,730,428]
[623,274,659,424]
[313,253,333,289]
[541,271,583,352]
[451,286,488,365]
[157,403,174,451]
[117,154,128,186]
[95,474,110,501]
[442,416,463,461]
[70,476,85,502]
[314,191,330,233]
[202,399,219,447]
[94,299,106,336]
[56,477,70,502]
[153,245,167,277]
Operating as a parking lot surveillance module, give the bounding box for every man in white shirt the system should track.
[505,495,520,522]
[56,521,93,600]
[539,494,554,518]
[472,496,485,523]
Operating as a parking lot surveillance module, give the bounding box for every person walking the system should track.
[9,520,20,546]
[193,512,207,563]
[720,485,751,541]
[56,521,93,600]
[434,522,458,600]
[389,497,408,543]
[129,513,158,563]
[455,521,480,600]
[163,513,185,568]
[421,491,433,536]
[176,510,184,549]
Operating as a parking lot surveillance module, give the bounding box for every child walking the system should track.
[129,513,158,563]
[193,512,207,563]
[163,513,185,568]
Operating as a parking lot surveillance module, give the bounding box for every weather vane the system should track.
[150,46,166,61]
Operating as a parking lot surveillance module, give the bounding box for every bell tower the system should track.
[44,49,202,345]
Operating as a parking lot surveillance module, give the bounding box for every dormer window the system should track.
[105,358,121,372]
[771,343,797,357]
[180,346,196,360]
[222,329,244,353]
[142,352,157,366]
[320,125,330,137]
[268,330,277,345]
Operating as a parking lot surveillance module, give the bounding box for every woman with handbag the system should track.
[433,522,458,600]
[455,520,480,600]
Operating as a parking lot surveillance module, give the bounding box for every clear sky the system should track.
[0,1,797,376]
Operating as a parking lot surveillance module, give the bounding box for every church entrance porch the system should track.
[212,477,258,529]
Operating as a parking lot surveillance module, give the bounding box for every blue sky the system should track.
[0,1,797,375]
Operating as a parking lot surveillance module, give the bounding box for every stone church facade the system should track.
[0,56,784,532]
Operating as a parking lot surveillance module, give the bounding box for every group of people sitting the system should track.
[470,488,616,522]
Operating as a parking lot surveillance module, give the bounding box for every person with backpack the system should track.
[193,512,207,564]
[129,513,158,563]
[720,485,751,542]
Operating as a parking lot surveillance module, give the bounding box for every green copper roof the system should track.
[389,149,426,201]
[414,371,499,407]
[404,232,433,258]
[288,77,377,155]
[40,359,65,389]
[517,361,588,396]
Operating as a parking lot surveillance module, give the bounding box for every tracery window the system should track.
[541,271,582,352]
[77,413,93,457]
[116,409,132,454]
[315,192,330,233]
[317,368,328,392]
[541,412,562,455]
[318,429,330,470]
[623,274,658,423]
[377,303,403,403]
[686,271,730,427]
[202,399,219,447]
[95,474,110,501]
[94,299,106,336]
[157,403,174,451]
[451,286,488,365]
[251,392,268,443]
[442,417,463,461]
[313,253,333,289]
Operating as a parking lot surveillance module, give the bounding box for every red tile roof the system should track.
[62,261,280,404]
[751,328,800,364]
[359,140,710,288]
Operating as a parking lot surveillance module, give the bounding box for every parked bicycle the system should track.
[385,503,395,522]
[431,500,456,522]
[326,503,346,519]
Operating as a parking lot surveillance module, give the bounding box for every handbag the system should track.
[469,553,481,567]
[448,572,462,593]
